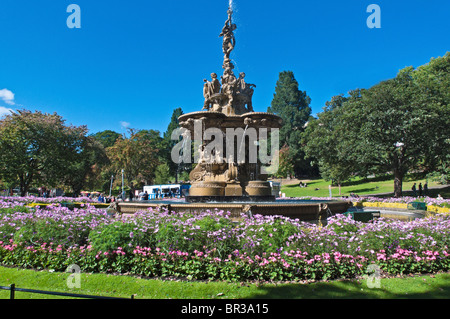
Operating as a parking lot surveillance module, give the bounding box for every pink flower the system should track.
[377,252,386,261]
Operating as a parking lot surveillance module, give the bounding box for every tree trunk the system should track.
[19,175,27,197]
[20,183,29,197]
[393,169,403,198]
[19,172,33,197]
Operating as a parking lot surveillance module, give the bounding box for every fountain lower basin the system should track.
[117,199,353,223]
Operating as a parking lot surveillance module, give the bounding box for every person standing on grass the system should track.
[419,183,423,197]
[412,183,417,197]
[129,182,135,201]
[424,182,428,196]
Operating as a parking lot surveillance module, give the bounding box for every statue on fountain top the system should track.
[202,6,255,116]
[220,9,237,60]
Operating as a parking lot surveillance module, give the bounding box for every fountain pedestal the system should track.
[224,182,243,197]
[178,111,282,203]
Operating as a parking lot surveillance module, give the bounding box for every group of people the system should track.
[146,189,181,200]
[84,192,115,203]
[411,182,428,197]
[86,192,129,203]
[298,181,308,188]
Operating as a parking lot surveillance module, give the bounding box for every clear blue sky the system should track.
[0,0,448,135]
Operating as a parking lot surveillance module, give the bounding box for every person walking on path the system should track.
[411,183,417,197]
[129,182,135,201]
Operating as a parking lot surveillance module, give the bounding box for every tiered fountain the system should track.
[179,7,282,203]
[118,4,352,222]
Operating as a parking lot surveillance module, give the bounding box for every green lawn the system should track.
[280,176,448,198]
[1,266,449,299]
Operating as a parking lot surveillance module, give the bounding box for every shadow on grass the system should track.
[340,175,393,187]
[283,180,322,189]
[244,276,450,299]
[346,187,378,194]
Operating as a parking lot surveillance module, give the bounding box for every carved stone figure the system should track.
[203,73,221,110]
[236,72,256,111]
[221,69,237,95]
[219,9,237,59]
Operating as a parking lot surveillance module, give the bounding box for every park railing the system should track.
[0,284,134,299]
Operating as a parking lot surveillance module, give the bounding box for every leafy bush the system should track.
[89,221,139,253]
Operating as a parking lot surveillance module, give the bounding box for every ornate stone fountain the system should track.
[117,5,352,222]
[178,7,282,202]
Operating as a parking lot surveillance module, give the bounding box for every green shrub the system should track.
[0,206,32,216]
[88,221,137,253]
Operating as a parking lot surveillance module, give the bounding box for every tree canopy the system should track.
[106,128,162,188]
[91,130,121,149]
[0,110,98,196]
[303,53,450,196]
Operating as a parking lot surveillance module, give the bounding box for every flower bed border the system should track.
[352,201,450,215]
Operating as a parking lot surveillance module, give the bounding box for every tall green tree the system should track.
[302,93,357,185]
[154,163,171,185]
[267,71,313,176]
[411,52,450,183]
[163,107,184,182]
[62,137,109,196]
[0,110,91,196]
[302,53,449,197]
[75,130,120,194]
[347,62,448,197]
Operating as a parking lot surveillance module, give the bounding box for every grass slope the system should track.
[1,266,449,299]
[280,177,449,198]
